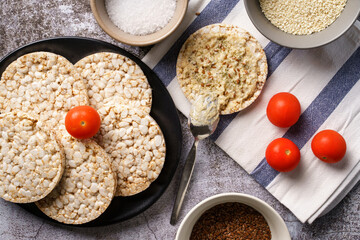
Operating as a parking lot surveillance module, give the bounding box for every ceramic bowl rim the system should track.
[175,192,291,240]
[90,0,188,46]
[244,0,360,49]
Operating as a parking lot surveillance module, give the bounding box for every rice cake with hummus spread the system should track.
[0,111,65,203]
[75,52,152,114]
[95,105,166,197]
[176,24,268,115]
[36,132,116,225]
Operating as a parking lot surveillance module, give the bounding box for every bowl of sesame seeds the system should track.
[244,0,360,49]
[176,193,290,240]
[90,0,188,46]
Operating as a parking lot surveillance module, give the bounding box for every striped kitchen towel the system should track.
[142,0,360,224]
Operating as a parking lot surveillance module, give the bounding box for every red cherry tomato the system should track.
[311,130,346,163]
[265,138,301,172]
[266,92,301,128]
[65,106,101,139]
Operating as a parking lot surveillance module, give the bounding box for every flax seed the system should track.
[190,202,271,240]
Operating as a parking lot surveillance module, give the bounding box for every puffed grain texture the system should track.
[0,51,89,128]
[36,131,116,225]
[75,52,152,113]
[0,111,65,203]
[95,105,166,196]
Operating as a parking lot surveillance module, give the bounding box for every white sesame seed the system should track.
[259,0,347,35]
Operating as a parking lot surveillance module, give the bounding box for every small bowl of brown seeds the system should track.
[244,0,360,49]
[176,193,290,240]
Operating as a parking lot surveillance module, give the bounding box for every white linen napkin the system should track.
[142,0,360,224]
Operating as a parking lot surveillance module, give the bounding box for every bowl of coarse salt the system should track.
[244,0,360,49]
[176,193,290,240]
[90,0,188,46]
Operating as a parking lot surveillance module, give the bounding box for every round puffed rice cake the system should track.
[36,132,117,225]
[75,52,152,114]
[177,24,268,115]
[95,105,166,196]
[0,51,89,127]
[0,52,118,224]
[0,111,65,203]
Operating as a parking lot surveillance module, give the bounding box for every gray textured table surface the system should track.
[0,1,359,239]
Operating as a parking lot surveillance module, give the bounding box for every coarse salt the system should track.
[105,0,176,36]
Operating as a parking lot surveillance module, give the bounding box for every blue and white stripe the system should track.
[252,47,360,187]
[142,0,360,223]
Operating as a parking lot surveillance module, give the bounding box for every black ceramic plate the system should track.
[0,37,182,226]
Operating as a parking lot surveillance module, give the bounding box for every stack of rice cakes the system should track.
[0,51,165,224]
[0,52,116,224]
[75,52,165,197]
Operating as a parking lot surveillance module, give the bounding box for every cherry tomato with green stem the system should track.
[265,138,301,172]
[311,130,346,163]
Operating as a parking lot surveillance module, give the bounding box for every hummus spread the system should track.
[190,93,219,126]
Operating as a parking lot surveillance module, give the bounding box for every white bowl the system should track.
[176,193,290,240]
[90,0,188,46]
[244,0,360,49]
